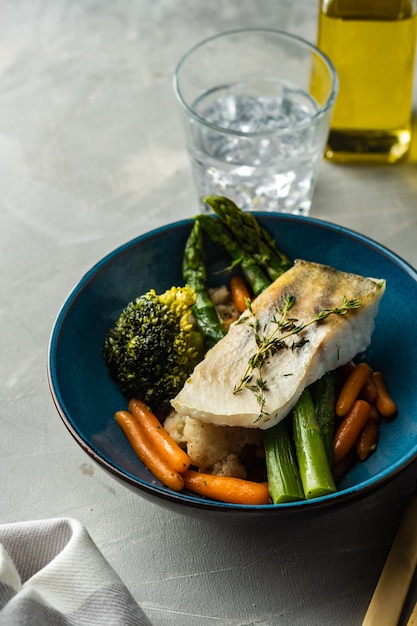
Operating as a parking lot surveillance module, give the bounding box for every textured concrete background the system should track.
[1,2,417,624]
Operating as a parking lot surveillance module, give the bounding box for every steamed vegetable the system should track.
[292,389,336,499]
[115,410,185,491]
[372,371,397,419]
[128,398,190,473]
[182,219,226,348]
[197,214,271,295]
[332,399,371,466]
[262,419,304,503]
[336,362,373,417]
[103,285,204,411]
[204,195,291,281]
[313,370,337,464]
[183,469,270,505]
[230,275,251,313]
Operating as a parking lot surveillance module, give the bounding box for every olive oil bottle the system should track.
[317,0,417,163]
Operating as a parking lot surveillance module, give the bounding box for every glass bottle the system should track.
[317,0,417,163]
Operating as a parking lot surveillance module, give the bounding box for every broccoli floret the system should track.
[103,285,205,411]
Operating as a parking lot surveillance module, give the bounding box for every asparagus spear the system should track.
[313,370,336,464]
[292,388,336,499]
[196,215,270,295]
[182,220,226,348]
[203,195,291,281]
[262,418,304,504]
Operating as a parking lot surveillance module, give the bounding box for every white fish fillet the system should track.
[171,260,385,430]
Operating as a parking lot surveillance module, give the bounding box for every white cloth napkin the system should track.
[0,517,151,625]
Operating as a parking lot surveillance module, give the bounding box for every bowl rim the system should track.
[47,213,417,515]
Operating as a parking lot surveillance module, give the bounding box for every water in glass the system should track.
[190,81,321,214]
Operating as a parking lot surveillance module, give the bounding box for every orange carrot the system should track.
[336,362,373,417]
[128,398,190,473]
[115,410,184,491]
[333,399,371,466]
[368,404,381,423]
[332,447,356,483]
[355,420,379,461]
[359,375,377,404]
[372,371,397,419]
[183,470,270,505]
[230,275,251,313]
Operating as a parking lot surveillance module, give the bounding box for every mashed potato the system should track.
[209,285,239,328]
[164,411,262,478]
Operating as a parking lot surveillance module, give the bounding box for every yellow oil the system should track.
[317,0,417,163]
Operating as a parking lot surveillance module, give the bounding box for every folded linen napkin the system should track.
[0,517,151,625]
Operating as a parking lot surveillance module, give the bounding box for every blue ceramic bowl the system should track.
[48,215,417,523]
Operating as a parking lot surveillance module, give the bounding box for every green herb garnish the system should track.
[233,294,361,422]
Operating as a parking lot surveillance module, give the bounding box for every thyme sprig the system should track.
[233,294,361,422]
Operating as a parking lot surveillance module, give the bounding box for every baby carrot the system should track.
[115,410,184,491]
[359,375,377,404]
[332,447,356,483]
[230,275,251,313]
[128,398,190,473]
[355,420,379,461]
[372,371,397,420]
[183,470,270,505]
[333,399,371,466]
[368,404,381,423]
[336,362,373,417]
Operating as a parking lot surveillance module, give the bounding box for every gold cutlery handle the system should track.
[363,495,417,626]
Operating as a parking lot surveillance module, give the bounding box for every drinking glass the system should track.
[173,28,338,214]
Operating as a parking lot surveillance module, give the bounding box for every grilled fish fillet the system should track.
[171,260,385,430]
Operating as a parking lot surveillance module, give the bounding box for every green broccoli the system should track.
[102,285,205,412]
